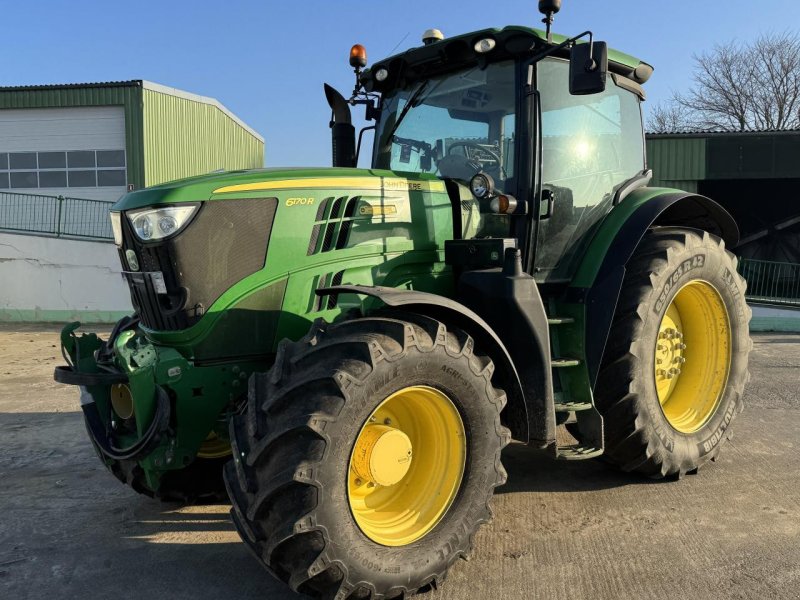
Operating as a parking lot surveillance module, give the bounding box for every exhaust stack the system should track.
[324,83,356,168]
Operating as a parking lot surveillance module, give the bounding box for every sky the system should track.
[2,0,800,167]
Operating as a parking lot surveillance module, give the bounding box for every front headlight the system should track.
[110,211,123,247]
[127,205,199,242]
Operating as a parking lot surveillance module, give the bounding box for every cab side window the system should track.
[534,58,645,280]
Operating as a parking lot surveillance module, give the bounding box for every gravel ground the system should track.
[1,325,798,600]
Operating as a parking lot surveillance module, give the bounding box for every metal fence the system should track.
[738,258,800,307]
[0,191,114,240]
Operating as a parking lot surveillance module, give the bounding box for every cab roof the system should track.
[363,25,653,93]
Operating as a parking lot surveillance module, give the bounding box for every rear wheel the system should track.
[595,228,751,478]
[225,314,509,599]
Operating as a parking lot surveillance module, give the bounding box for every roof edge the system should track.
[141,81,264,143]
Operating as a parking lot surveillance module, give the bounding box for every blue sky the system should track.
[2,1,799,167]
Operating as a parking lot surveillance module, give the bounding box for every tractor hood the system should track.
[112,167,447,211]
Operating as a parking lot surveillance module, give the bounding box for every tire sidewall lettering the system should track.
[654,253,705,314]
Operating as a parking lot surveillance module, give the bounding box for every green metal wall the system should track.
[0,83,146,189]
[141,89,264,187]
[646,135,706,188]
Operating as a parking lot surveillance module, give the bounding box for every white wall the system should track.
[0,232,131,321]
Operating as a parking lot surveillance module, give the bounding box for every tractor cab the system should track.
[329,22,654,282]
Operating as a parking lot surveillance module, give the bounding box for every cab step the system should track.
[547,317,575,325]
[551,357,580,368]
[556,444,604,460]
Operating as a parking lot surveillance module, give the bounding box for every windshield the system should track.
[373,61,517,191]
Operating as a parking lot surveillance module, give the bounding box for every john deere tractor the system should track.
[55,1,751,597]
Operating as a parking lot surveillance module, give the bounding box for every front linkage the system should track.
[54,317,256,500]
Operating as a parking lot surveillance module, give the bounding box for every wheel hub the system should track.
[351,424,413,487]
[347,385,466,547]
[653,280,732,433]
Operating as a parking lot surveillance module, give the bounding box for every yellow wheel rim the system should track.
[196,431,232,459]
[654,280,731,433]
[347,385,466,546]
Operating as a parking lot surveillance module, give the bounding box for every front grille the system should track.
[120,198,278,331]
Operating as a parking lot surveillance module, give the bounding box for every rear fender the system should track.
[569,188,739,385]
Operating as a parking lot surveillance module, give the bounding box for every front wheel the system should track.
[224,313,509,599]
[596,227,751,478]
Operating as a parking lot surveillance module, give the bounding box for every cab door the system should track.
[532,57,646,282]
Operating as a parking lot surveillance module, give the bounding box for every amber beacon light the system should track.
[349,44,367,68]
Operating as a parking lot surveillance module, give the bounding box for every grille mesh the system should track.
[122,198,277,331]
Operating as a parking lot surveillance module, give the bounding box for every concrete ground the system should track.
[1,325,798,600]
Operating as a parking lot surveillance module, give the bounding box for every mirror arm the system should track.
[527,30,593,67]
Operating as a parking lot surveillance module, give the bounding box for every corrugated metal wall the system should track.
[646,136,706,189]
[0,85,145,189]
[142,89,264,187]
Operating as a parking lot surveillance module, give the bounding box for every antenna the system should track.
[538,0,562,43]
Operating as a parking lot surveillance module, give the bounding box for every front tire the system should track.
[595,227,751,478]
[225,314,509,599]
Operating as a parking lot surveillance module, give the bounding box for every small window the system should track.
[39,171,68,188]
[10,152,37,170]
[38,152,67,169]
[97,169,126,187]
[0,153,8,170]
[67,151,96,168]
[97,150,125,168]
[68,170,96,187]
[10,171,38,188]
[0,172,9,188]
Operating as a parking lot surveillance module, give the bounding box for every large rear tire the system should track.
[595,227,751,478]
[225,314,509,599]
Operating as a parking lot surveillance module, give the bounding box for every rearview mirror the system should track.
[569,41,608,95]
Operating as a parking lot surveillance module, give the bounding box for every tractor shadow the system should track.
[114,502,301,600]
[495,442,662,494]
[0,410,299,600]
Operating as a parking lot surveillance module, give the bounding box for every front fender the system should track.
[318,284,530,442]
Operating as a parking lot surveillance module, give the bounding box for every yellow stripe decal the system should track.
[213,177,446,194]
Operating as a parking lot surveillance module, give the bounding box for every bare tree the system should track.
[750,32,800,129]
[647,100,692,133]
[653,32,800,132]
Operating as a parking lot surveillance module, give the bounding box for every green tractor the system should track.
[55,2,750,597]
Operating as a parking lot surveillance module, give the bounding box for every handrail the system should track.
[737,257,800,308]
[0,190,115,240]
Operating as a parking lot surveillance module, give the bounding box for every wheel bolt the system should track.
[383,418,392,425]
[674,357,686,364]
[676,343,687,350]
[355,478,363,486]
[675,331,683,339]
[668,368,679,376]
[657,344,665,351]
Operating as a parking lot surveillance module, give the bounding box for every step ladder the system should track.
[548,315,604,460]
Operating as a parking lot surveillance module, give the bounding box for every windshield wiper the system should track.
[383,80,430,145]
